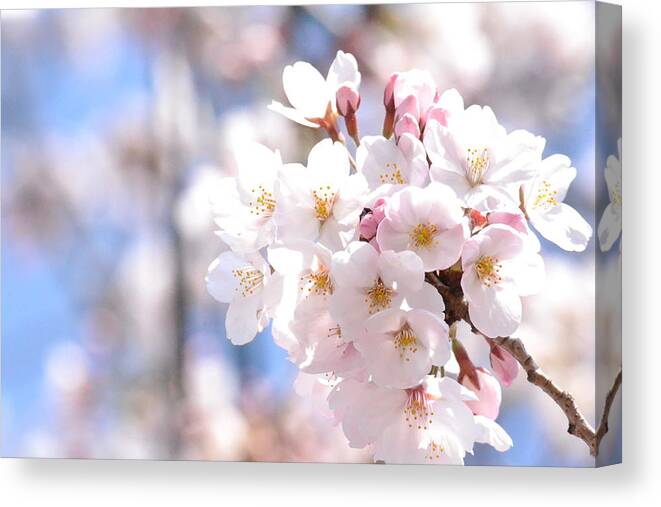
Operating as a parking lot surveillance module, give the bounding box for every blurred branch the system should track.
[426,273,622,457]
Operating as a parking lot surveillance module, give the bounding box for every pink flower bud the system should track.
[383,72,399,111]
[336,84,360,117]
[359,198,387,241]
[426,105,448,127]
[394,94,420,123]
[461,367,502,420]
[489,342,519,387]
[394,113,420,140]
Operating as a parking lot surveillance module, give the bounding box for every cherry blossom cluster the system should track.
[206,51,593,464]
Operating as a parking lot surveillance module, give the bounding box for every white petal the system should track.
[267,101,320,128]
[403,282,446,315]
[226,295,263,345]
[598,203,622,252]
[474,415,513,452]
[378,249,424,292]
[462,270,522,338]
[206,251,249,303]
[326,50,361,91]
[331,241,379,289]
[531,203,592,252]
[282,62,331,119]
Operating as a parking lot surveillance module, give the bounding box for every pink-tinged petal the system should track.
[394,94,420,121]
[407,309,450,366]
[378,249,424,292]
[429,165,473,201]
[393,69,437,112]
[473,224,525,262]
[426,106,448,126]
[331,241,379,289]
[434,88,465,121]
[383,72,399,109]
[462,269,522,338]
[461,368,502,420]
[329,379,406,448]
[394,113,421,139]
[415,223,465,271]
[531,203,592,252]
[376,218,410,252]
[358,331,430,389]
[489,342,519,387]
[329,286,371,336]
[336,84,360,116]
[403,282,446,314]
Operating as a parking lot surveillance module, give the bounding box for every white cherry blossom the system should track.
[376,183,468,271]
[329,241,444,337]
[461,224,544,338]
[424,104,545,211]
[329,376,485,464]
[356,307,450,389]
[211,142,282,252]
[598,138,622,252]
[274,139,367,251]
[268,50,361,128]
[523,154,592,252]
[206,251,282,345]
[357,133,429,191]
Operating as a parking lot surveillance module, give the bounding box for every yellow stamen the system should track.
[404,388,434,430]
[379,162,406,185]
[248,185,276,217]
[533,180,559,210]
[410,223,439,249]
[300,267,333,296]
[365,279,394,314]
[312,185,335,222]
[232,267,264,297]
[475,255,502,288]
[466,147,490,186]
[394,324,418,362]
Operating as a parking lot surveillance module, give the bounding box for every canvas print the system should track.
[1,1,621,466]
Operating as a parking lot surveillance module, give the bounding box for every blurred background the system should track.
[1,2,620,465]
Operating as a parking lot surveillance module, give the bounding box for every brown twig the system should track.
[595,368,623,452]
[426,274,622,457]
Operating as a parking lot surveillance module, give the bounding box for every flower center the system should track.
[312,186,336,222]
[300,266,333,296]
[249,185,276,217]
[232,266,264,297]
[425,440,446,462]
[533,180,559,211]
[409,223,439,249]
[379,162,406,185]
[365,279,394,314]
[475,255,502,288]
[394,324,418,362]
[404,387,433,430]
[465,147,490,186]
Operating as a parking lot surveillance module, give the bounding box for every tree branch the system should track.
[426,274,622,457]
[595,368,623,453]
